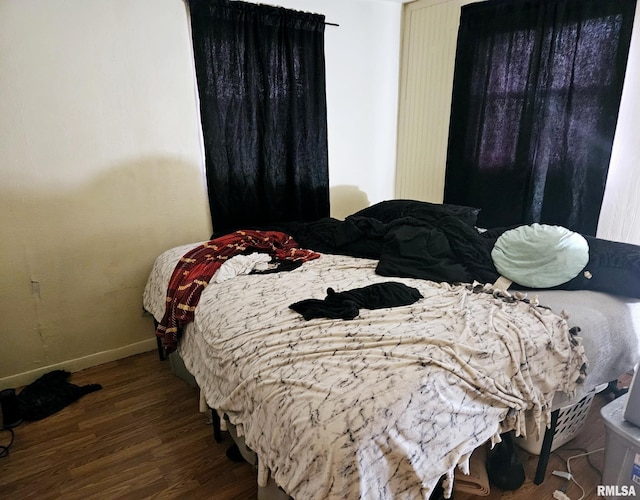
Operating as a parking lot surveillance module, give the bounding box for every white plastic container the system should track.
[601,394,640,499]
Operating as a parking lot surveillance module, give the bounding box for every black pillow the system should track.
[550,235,640,298]
[348,199,481,227]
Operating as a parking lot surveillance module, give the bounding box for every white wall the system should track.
[0,0,404,387]
[597,1,640,245]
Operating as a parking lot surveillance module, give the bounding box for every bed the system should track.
[143,202,640,499]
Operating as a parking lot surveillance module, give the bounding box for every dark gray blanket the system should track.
[262,215,500,285]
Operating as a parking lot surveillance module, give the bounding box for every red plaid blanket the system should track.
[156,230,320,354]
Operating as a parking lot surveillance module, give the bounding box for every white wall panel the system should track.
[597,1,640,245]
[395,0,471,202]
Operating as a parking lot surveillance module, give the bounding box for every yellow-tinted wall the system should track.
[0,1,212,388]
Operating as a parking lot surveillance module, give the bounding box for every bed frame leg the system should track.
[153,320,166,361]
[534,409,559,484]
[156,336,165,361]
[211,408,223,443]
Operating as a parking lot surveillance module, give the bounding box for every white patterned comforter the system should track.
[144,243,590,499]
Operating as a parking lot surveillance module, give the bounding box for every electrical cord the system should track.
[552,447,604,500]
[554,446,603,478]
[0,428,15,458]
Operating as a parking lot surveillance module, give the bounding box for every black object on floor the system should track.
[18,370,102,421]
[0,388,23,429]
[486,432,525,490]
[226,443,245,463]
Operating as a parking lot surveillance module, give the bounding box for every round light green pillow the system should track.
[491,223,589,288]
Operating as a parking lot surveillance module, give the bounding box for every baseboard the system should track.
[0,338,157,390]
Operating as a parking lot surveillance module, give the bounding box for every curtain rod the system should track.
[183,0,338,26]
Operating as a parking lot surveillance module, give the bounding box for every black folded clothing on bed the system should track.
[290,281,424,320]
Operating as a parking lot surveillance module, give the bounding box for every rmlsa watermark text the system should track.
[597,485,637,497]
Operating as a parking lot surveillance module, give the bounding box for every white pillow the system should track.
[491,223,589,288]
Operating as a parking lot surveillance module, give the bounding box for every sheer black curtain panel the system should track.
[444,0,636,234]
[188,0,330,235]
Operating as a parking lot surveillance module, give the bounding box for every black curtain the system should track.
[444,0,636,234]
[188,0,330,234]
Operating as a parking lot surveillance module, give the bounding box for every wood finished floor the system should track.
[0,350,625,499]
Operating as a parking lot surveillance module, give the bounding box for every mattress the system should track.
[535,288,640,403]
[142,241,640,498]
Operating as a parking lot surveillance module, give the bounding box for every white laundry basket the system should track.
[516,389,597,455]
